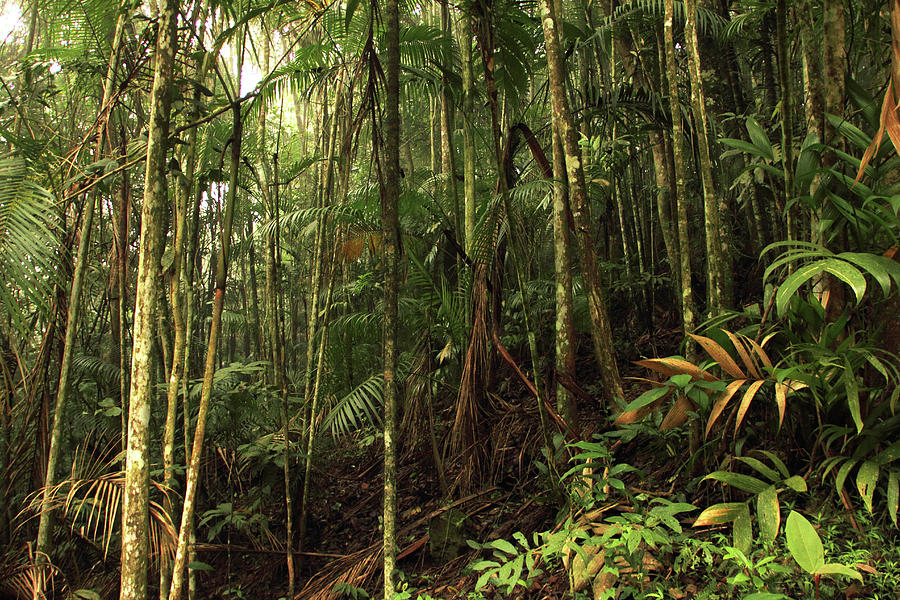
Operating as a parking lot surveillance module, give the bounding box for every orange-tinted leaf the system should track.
[661,395,697,430]
[734,380,766,434]
[635,358,717,382]
[774,382,788,428]
[615,392,669,425]
[706,379,746,438]
[745,337,774,370]
[724,331,760,378]
[693,502,747,527]
[885,87,900,158]
[690,333,745,378]
[855,88,890,182]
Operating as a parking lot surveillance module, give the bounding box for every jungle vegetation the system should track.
[0,0,898,599]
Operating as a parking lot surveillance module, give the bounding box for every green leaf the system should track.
[735,456,781,483]
[721,137,773,160]
[776,261,827,316]
[703,471,769,494]
[842,370,863,434]
[794,133,821,191]
[815,563,863,582]
[670,373,693,387]
[73,591,102,600]
[475,571,494,591]
[820,258,867,306]
[620,385,670,413]
[826,113,871,150]
[733,505,752,556]
[509,554,524,593]
[489,538,517,556]
[782,475,808,493]
[187,561,215,572]
[344,0,360,31]
[887,470,898,527]
[743,593,793,600]
[785,511,824,574]
[756,450,790,479]
[757,485,780,540]
[746,117,775,160]
[856,460,879,513]
[838,252,896,297]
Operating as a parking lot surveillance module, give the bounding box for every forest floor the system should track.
[188,326,900,600]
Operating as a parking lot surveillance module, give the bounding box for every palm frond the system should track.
[0,156,60,332]
[322,371,384,437]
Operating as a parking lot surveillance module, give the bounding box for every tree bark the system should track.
[460,10,476,254]
[382,0,401,596]
[662,5,697,353]
[551,125,576,428]
[539,0,624,401]
[684,0,731,314]
[120,0,177,595]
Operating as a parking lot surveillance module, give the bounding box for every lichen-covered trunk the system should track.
[540,0,623,401]
[460,10,476,253]
[684,0,731,314]
[120,0,177,596]
[663,0,697,353]
[799,0,825,241]
[35,193,96,560]
[382,0,401,596]
[160,5,208,594]
[551,125,576,428]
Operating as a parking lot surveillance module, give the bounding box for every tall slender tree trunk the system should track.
[168,53,243,600]
[35,193,96,560]
[684,0,731,314]
[662,8,697,352]
[460,10,476,253]
[36,6,127,561]
[540,0,624,401]
[551,125,576,428]
[775,0,795,239]
[650,132,680,308]
[256,33,295,598]
[160,5,208,595]
[382,0,401,595]
[120,0,177,596]
[440,0,460,242]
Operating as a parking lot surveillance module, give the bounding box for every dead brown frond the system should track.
[0,547,63,600]
[298,546,382,600]
[21,448,177,567]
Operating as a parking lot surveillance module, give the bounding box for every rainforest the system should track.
[0,0,898,599]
